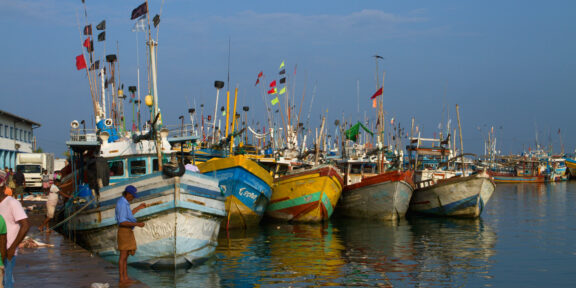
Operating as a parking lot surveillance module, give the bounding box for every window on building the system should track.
[28,132,32,143]
[0,124,3,137]
[19,129,23,141]
[130,159,147,175]
[4,126,7,138]
[10,127,13,139]
[109,160,124,176]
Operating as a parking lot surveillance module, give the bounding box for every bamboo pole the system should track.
[456,104,465,176]
[230,87,239,155]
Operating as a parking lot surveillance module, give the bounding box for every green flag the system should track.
[345,122,373,142]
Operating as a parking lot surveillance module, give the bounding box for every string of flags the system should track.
[76,2,160,71]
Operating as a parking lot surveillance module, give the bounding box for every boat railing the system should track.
[69,128,99,142]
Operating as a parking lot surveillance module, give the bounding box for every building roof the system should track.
[0,109,41,127]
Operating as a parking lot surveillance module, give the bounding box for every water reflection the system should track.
[259,222,346,286]
[407,217,497,286]
[334,218,416,287]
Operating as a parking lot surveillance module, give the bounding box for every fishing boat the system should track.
[262,158,344,223]
[410,170,495,218]
[63,133,226,267]
[488,156,547,183]
[59,2,226,268]
[565,157,576,178]
[408,106,495,218]
[197,154,273,229]
[335,136,414,221]
[338,160,414,221]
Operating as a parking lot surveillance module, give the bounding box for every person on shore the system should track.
[11,169,25,202]
[115,185,146,285]
[0,170,30,288]
[38,179,69,233]
[0,214,7,288]
[41,169,50,196]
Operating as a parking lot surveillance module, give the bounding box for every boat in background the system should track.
[489,156,547,183]
[198,155,273,230]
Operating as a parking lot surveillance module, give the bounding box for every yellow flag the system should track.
[279,87,286,95]
[279,61,285,69]
[271,97,279,105]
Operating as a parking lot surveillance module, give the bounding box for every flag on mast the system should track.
[131,2,148,20]
[75,55,87,70]
[370,87,383,99]
[279,61,285,69]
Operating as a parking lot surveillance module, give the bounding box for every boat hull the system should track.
[565,158,576,177]
[338,170,414,221]
[489,172,546,183]
[266,165,343,222]
[61,171,226,268]
[410,173,495,218]
[198,155,273,229]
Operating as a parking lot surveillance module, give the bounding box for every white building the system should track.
[0,109,41,169]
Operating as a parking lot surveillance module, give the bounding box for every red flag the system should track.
[269,80,276,88]
[75,55,87,70]
[267,88,277,94]
[83,37,91,50]
[258,71,263,78]
[370,87,383,99]
[255,78,260,86]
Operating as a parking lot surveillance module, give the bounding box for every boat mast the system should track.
[456,104,465,176]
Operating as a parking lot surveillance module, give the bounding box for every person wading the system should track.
[115,185,146,284]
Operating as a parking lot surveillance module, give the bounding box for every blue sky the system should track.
[1,0,575,157]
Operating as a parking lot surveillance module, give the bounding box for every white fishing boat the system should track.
[408,106,495,218]
[58,2,226,268]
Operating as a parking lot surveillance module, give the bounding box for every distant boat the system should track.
[198,155,273,230]
[489,157,547,183]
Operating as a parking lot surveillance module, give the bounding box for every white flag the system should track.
[132,16,146,32]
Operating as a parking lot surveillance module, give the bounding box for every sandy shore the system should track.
[12,200,148,288]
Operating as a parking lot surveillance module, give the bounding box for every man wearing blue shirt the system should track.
[115,185,146,285]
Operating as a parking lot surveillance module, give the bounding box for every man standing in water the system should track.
[0,171,29,288]
[115,185,146,284]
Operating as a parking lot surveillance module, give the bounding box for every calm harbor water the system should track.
[120,181,576,287]
[20,182,574,287]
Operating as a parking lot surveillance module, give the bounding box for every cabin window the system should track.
[152,159,159,172]
[130,159,147,175]
[109,160,124,176]
[0,124,2,137]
